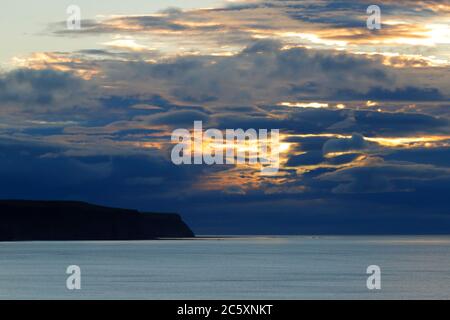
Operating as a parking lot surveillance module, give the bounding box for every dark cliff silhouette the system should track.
[0,200,194,241]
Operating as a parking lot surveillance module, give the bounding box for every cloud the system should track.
[336,86,445,101]
[323,133,369,155]
[0,69,91,108]
[318,157,450,194]
[0,138,204,207]
[287,151,324,166]
[13,39,449,110]
[89,42,425,106]
[143,109,210,127]
[49,0,450,68]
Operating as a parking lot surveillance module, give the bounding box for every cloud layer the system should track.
[1,0,449,233]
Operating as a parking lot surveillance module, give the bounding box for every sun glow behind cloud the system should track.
[279,102,329,109]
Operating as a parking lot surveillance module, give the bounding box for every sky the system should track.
[0,0,449,234]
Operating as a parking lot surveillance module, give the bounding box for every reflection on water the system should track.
[0,236,449,300]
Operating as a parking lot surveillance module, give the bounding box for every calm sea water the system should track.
[0,236,449,300]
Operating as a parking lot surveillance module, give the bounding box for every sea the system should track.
[0,236,449,300]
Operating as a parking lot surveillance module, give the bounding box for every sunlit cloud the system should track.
[279,102,329,109]
[366,135,450,148]
[102,37,152,52]
[11,52,101,80]
[89,2,450,67]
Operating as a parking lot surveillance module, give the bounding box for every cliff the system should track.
[0,200,194,241]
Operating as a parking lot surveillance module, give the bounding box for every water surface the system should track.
[0,236,449,299]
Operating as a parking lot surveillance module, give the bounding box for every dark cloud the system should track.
[318,158,450,194]
[286,151,324,166]
[384,147,450,167]
[0,139,202,208]
[89,41,449,108]
[89,42,381,106]
[336,86,445,101]
[144,109,210,126]
[322,133,369,155]
[0,69,90,108]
